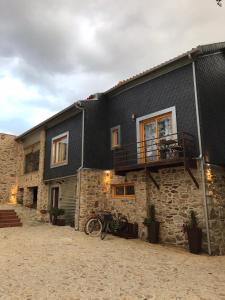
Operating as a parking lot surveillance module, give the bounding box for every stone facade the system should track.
[146,166,207,250]
[205,165,225,255]
[75,166,211,253]
[0,133,17,203]
[16,129,48,220]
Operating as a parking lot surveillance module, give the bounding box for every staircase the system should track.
[0,209,22,228]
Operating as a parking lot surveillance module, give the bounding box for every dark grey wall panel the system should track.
[83,101,110,169]
[84,64,199,169]
[195,52,225,165]
[106,64,199,168]
[44,113,82,180]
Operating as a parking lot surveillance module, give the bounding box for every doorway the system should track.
[50,187,59,209]
[139,112,172,162]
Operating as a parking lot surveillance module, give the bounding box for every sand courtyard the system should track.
[0,222,225,300]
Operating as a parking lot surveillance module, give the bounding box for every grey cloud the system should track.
[0,0,224,134]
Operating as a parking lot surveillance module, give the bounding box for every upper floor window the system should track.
[137,107,177,162]
[111,125,121,149]
[24,150,40,173]
[51,132,69,167]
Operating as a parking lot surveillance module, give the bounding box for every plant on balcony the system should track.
[183,210,202,254]
[143,205,160,243]
[49,207,65,226]
[159,139,168,159]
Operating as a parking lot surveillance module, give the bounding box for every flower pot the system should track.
[40,209,48,214]
[145,221,160,243]
[56,218,66,226]
[56,215,65,226]
[186,226,202,254]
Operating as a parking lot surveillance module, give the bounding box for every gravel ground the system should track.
[0,221,225,299]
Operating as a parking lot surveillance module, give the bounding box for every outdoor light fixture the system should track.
[131,113,136,121]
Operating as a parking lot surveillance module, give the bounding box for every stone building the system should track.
[1,42,225,255]
[15,129,48,220]
[0,133,17,204]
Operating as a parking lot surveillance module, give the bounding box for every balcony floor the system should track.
[115,157,196,175]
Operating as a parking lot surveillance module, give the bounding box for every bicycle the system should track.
[85,211,128,240]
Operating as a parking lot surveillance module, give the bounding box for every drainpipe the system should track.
[74,105,85,230]
[192,60,211,255]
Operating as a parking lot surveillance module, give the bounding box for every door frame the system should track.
[136,106,177,163]
[50,185,61,209]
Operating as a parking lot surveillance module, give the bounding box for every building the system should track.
[1,42,225,254]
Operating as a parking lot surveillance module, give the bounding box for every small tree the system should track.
[217,0,223,7]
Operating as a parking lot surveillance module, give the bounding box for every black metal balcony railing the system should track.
[113,132,196,172]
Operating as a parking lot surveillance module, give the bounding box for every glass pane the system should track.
[113,129,119,146]
[125,185,135,195]
[144,122,157,161]
[115,186,124,195]
[158,117,172,139]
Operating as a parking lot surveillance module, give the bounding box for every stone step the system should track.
[0,209,22,228]
[0,222,22,228]
[0,214,18,219]
[0,212,17,216]
[0,209,15,213]
[0,218,21,223]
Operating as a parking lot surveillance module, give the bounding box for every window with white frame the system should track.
[136,107,177,162]
[51,132,69,167]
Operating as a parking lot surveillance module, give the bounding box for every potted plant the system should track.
[159,139,168,159]
[183,210,202,254]
[49,207,65,226]
[143,205,160,243]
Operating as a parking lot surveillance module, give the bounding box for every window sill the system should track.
[24,170,39,175]
[112,196,135,200]
[50,161,68,168]
[111,145,121,150]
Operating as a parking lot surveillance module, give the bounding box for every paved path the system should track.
[0,224,225,300]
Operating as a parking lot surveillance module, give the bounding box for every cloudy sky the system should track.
[0,0,224,135]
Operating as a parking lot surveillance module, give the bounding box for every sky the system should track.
[0,0,224,135]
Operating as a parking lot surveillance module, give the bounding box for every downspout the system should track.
[75,105,85,230]
[192,59,211,255]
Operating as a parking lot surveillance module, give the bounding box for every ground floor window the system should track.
[111,183,135,199]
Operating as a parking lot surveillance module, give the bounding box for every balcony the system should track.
[113,132,198,188]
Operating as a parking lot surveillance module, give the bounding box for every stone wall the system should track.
[205,165,225,255]
[0,133,17,203]
[76,169,108,230]
[16,129,48,220]
[76,166,210,252]
[146,166,207,251]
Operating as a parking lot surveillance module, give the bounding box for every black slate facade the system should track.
[44,113,82,180]
[196,52,225,166]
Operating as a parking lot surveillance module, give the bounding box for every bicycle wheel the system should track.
[85,218,103,237]
[84,217,94,235]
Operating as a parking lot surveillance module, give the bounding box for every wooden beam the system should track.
[186,166,199,189]
[146,168,160,190]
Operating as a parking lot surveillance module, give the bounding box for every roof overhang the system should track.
[16,102,84,142]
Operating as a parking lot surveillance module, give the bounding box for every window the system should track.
[112,184,135,198]
[24,151,40,173]
[51,132,69,167]
[111,125,121,149]
[136,107,177,162]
